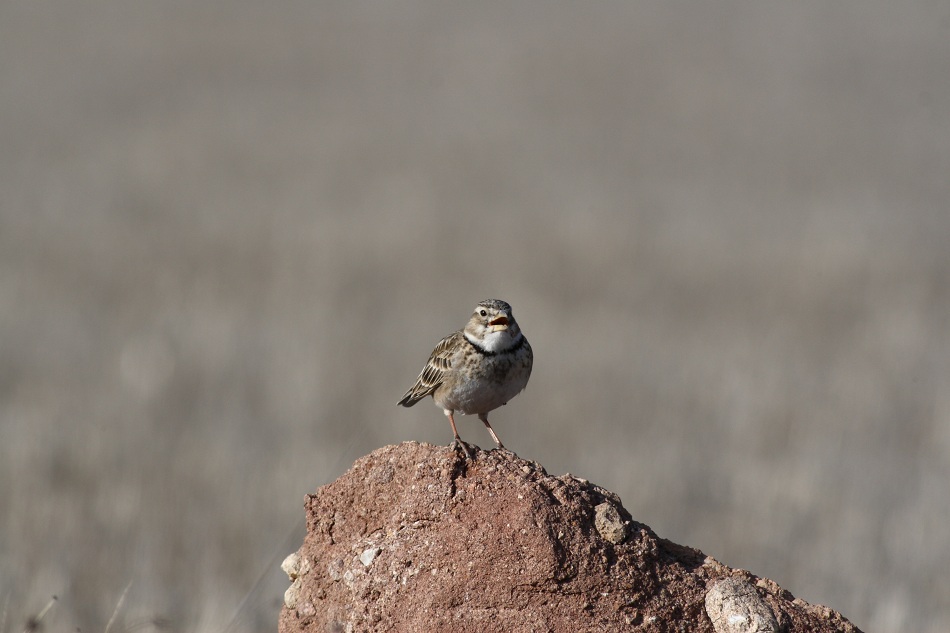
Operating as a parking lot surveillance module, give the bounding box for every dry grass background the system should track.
[1,2,949,632]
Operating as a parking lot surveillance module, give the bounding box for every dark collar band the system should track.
[463,332,526,357]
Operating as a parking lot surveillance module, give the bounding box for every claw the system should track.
[451,438,477,460]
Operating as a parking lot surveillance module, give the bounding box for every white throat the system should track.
[470,330,520,354]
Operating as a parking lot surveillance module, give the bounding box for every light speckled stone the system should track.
[705,577,779,633]
[594,502,629,544]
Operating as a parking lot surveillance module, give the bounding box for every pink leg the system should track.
[445,410,475,458]
[478,414,506,450]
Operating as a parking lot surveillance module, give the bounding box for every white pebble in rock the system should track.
[705,577,779,633]
[594,502,629,544]
[284,579,302,609]
[360,547,381,567]
[281,553,300,579]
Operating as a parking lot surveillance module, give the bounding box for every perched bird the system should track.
[398,299,533,456]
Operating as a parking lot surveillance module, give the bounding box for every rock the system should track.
[283,580,302,611]
[705,577,780,633]
[278,442,862,633]
[594,501,629,544]
[281,552,311,609]
[359,547,381,567]
[281,553,301,578]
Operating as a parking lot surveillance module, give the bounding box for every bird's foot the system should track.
[451,438,477,460]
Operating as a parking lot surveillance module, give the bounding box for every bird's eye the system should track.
[479,309,487,317]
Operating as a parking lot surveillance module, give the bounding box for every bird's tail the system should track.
[397,392,422,407]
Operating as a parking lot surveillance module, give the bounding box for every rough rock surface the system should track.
[278,442,861,633]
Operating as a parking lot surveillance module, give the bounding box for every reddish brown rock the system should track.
[278,442,861,633]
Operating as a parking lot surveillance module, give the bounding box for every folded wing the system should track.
[397,331,460,407]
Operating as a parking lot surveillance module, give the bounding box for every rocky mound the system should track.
[278,442,861,632]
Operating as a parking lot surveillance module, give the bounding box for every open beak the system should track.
[488,315,509,333]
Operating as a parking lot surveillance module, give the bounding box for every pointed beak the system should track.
[488,315,509,332]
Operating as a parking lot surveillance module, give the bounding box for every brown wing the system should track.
[397,331,461,407]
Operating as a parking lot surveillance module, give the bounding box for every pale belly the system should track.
[433,352,531,416]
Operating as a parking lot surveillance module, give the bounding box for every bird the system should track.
[397,299,533,456]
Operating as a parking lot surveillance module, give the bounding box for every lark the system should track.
[398,299,533,456]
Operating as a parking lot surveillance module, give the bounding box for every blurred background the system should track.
[1,2,948,631]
